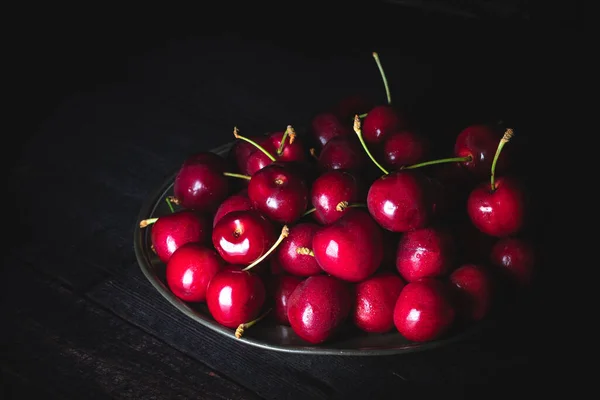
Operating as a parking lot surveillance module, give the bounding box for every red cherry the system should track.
[382,130,428,169]
[173,152,230,211]
[454,124,511,179]
[396,226,456,282]
[166,243,223,302]
[393,278,456,342]
[211,210,275,265]
[206,269,266,329]
[311,112,352,149]
[268,275,303,325]
[310,170,362,225]
[228,136,266,174]
[286,275,352,344]
[467,176,525,237]
[267,129,307,163]
[247,163,309,224]
[362,105,406,144]
[449,264,494,321]
[353,272,405,333]
[490,237,535,286]
[275,223,322,277]
[146,210,208,264]
[246,147,276,176]
[366,170,433,232]
[312,209,383,282]
[212,191,253,227]
[317,136,367,173]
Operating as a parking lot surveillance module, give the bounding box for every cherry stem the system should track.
[242,226,290,271]
[302,207,316,217]
[336,201,366,211]
[167,196,180,206]
[490,128,514,191]
[223,172,252,180]
[296,247,314,256]
[165,197,175,213]
[372,52,391,105]
[276,125,296,156]
[233,126,276,162]
[402,155,472,170]
[139,218,158,228]
[309,148,318,160]
[235,308,272,339]
[353,115,389,175]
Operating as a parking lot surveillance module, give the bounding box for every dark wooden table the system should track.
[4,3,570,398]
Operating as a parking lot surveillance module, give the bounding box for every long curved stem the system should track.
[402,156,472,170]
[223,172,251,180]
[373,52,391,105]
[235,308,272,339]
[242,226,289,271]
[353,115,389,175]
[491,128,514,191]
[233,127,276,161]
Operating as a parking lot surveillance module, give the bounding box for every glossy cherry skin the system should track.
[247,163,309,224]
[310,170,362,225]
[211,210,275,265]
[212,191,253,227]
[449,264,494,321]
[454,124,510,179]
[228,136,266,174]
[166,243,223,302]
[353,272,405,333]
[173,153,230,211]
[382,130,428,169]
[490,237,535,286]
[362,105,406,144]
[396,226,456,282]
[267,131,307,163]
[246,147,276,176]
[206,269,266,329]
[393,278,456,342]
[312,209,383,282]
[151,210,208,264]
[367,170,432,233]
[467,177,525,237]
[268,275,303,325]
[276,223,322,277]
[287,275,352,344]
[311,112,352,149]
[317,136,367,173]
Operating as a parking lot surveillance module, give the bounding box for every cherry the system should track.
[467,129,525,237]
[247,163,309,224]
[393,278,456,342]
[362,105,404,144]
[206,268,266,329]
[141,210,208,264]
[166,243,223,302]
[449,264,494,321]
[353,272,405,333]
[367,170,433,232]
[275,223,322,277]
[172,152,230,211]
[286,275,352,344]
[311,112,352,149]
[212,191,253,227]
[454,124,511,179]
[490,237,535,287]
[316,136,367,173]
[211,209,275,265]
[382,130,428,169]
[228,135,266,174]
[396,226,456,282]
[310,170,362,225]
[268,274,303,325]
[267,125,306,163]
[312,208,383,282]
[232,127,278,176]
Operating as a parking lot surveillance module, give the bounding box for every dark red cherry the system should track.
[454,124,511,179]
[353,272,405,333]
[166,243,223,302]
[311,112,352,149]
[212,191,253,227]
[317,136,367,173]
[206,268,266,329]
[211,210,275,265]
[228,136,266,174]
[310,170,362,225]
[382,130,428,169]
[149,210,208,264]
[362,105,406,144]
[268,275,303,325]
[173,153,230,211]
[275,223,322,277]
[449,264,494,322]
[267,131,307,163]
[490,237,535,287]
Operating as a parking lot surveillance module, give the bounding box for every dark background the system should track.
[5,1,581,398]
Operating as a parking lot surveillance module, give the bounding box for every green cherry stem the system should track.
[353,115,389,175]
[242,226,289,271]
[233,126,276,162]
[372,52,392,105]
[336,201,367,211]
[235,308,273,339]
[276,125,296,156]
[302,207,316,217]
[139,218,158,228]
[165,197,175,213]
[490,128,514,191]
[223,172,251,180]
[402,156,472,170]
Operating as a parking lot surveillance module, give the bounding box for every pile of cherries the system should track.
[140,53,535,345]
